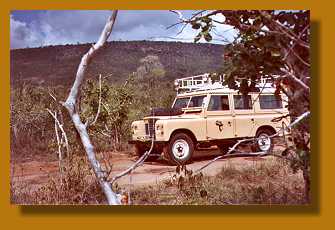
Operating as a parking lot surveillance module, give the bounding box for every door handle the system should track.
[228,121,232,126]
[251,118,254,122]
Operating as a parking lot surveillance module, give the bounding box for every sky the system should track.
[10,10,237,49]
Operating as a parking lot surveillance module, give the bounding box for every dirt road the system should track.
[11,148,279,191]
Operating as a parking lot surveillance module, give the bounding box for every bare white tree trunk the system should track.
[63,10,121,205]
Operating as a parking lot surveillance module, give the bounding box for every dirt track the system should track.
[11,147,280,191]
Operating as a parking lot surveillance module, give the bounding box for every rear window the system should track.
[259,95,283,109]
[189,95,206,108]
[233,95,252,110]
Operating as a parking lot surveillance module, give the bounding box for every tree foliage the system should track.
[81,76,134,151]
[185,10,311,201]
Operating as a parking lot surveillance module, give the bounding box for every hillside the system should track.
[10,41,225,86]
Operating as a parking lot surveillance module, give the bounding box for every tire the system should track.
[163,133,194,165]
[254,129,275,153]
[134,144,161,161]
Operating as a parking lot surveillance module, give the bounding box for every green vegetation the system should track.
[10,54,175,160]
[10,10,310,204]
[10,41,224,86]
[186,10,310,202]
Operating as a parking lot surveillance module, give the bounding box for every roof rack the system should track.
[174,73,275,94]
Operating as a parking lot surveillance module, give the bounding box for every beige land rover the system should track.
[129,74,290,165]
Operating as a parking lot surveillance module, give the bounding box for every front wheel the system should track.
[254,129,274,153]
[163,133,194,165]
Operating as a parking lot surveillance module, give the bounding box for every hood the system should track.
[144,112,202,120]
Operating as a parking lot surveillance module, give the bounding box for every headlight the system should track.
[156,124,163,130]
[131,123,138,135]
[156,123,164,135]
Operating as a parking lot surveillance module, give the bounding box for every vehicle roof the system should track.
[174,73,280,97]
[176,87,277,97]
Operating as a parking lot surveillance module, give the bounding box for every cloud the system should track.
[10,10,238,49]
[10,15,42,48]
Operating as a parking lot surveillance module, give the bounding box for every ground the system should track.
[11,144,298,191]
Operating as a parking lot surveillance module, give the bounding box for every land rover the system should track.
[129,74,290,165]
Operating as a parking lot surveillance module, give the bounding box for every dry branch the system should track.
[90,74,102,126]
[110,137,155,185]
[62,10,121,205]
[46,108,69,157]
[280,70,310,93]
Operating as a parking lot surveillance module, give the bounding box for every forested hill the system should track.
[10,41,225,86]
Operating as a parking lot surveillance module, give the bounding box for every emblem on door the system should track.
[215,120,223,132]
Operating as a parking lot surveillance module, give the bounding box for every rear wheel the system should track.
[164,133,194,165]
[254,129,275,153]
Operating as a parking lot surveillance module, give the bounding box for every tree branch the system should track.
[110,136,155,185]
[62,10,121,205]
[46,108,69,157]
[280,70,310,93]
[90,74,102,126]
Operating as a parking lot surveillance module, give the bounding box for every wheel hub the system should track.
[172,139,190,160]
[257,134,271,151]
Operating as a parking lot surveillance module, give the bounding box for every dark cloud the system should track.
[10,10,237,49]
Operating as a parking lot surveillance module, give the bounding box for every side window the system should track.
[208,95,230,111]
[234,95,252,110]
[188,95,206,108]
[259,95,283,109]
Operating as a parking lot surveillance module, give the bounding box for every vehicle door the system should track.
[205,94,235,140]
[232,94,256,137]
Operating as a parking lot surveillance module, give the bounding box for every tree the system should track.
[59,11,157,205]
[62,11,121,205]
[172,10,311,202]
[82,76,134,151]
[132,54,174,114]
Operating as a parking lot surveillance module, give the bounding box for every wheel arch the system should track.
[169,129,197,144]
[255,125,277,136]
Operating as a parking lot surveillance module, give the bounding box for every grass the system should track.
[131,158,306,205]
[10,156,307,205]
[11,157,106,205]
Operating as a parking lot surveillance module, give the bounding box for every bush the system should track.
[11,156,106,204]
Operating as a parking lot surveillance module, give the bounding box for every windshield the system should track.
[172,95,206,109]
[188,95,206,108]
[172,97,190,109]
